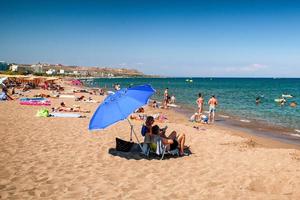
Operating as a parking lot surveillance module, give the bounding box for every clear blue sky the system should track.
[1,0,300,77]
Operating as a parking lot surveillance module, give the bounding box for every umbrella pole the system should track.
[127,119,143,151]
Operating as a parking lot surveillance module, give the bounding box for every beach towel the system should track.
[49,112,81,118]
[59,95,76,98]
[20,100,51,106]
[20,97,46,101]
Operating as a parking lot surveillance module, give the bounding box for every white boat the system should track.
[274,98,286,103]
[282,94,293,98]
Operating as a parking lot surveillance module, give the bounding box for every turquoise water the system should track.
[84,78,300,130]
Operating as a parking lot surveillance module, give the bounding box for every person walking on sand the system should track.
[163,88,168,109]
[196,93,204,114]
[208,95,218,123]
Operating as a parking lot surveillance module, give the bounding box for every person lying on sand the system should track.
[52,102,90,113]
[75,96,85,101]
[135,107,145,113]
[34,93,51,98]
[142,116,187,156]
[130,113,147,120]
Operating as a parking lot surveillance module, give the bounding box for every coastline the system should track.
[2,78,300,199]
[175,102,300,148]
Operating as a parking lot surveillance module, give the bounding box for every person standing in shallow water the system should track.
[163,88,169,109]
[196,93,204,114]
[208,95,218,123]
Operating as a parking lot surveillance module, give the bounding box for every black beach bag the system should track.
[116,138,134,152]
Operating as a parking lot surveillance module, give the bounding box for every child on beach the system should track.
[190,113,208,124]
[170,95,176,104]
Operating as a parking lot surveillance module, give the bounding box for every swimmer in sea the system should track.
[290,101,297,107]
[256,97,261,105]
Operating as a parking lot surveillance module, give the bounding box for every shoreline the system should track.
[81,79,300,149]
[172,102,300,149]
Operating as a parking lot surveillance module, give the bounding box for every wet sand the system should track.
[175,104,300,148]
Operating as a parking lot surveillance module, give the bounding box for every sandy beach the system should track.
[1,80,300,199]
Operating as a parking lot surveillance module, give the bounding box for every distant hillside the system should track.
[13,63,146,77]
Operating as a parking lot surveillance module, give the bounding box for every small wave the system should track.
[291,133,300,138]
[219,115,230,118]
[295,129,300,133]
[240,119,251,123]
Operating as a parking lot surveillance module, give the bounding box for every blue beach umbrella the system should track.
[89,84,156,139]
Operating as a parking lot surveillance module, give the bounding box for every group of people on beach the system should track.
[195,93,218,124]
[161,87,218,123]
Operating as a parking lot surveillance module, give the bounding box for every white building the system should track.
[10,64,19,72]
[31,64,43,73]
[59,69,65,74]
[46,69,56,75]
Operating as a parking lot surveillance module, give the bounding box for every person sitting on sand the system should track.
[200,114,208,124]
[190,112,208,124]
[142,116,187,156]
[1,87,13,100]
[99,88,105,96]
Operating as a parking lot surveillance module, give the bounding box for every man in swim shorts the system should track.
[208,95,218,123]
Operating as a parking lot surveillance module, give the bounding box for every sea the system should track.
[83,77,300,145]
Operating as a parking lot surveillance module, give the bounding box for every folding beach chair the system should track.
[141,137,179,160]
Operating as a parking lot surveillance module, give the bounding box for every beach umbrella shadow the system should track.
[108,143,192,160]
